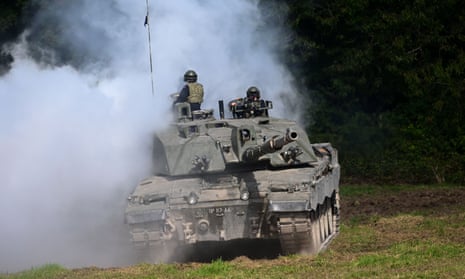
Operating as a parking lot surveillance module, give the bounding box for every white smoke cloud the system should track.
[0,0,296,272]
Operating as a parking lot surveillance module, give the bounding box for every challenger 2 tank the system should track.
[125,96,340,261]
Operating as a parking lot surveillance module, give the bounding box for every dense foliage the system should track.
[0,0,28,74]
[261,0,465,184]
[1,0,464,184]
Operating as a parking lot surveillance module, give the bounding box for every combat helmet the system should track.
[184,70,198,83]
[246,86,260,100]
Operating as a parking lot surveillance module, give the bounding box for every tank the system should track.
[125,97,340,261]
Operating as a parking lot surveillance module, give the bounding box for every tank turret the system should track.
[125,97,340,262]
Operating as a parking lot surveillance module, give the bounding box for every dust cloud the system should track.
[0,0,295,272]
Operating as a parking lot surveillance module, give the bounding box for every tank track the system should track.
[278,191,340,255]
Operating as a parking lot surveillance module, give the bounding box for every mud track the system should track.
[341,186,465,220]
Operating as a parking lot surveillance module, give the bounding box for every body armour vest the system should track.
[187,83,204,104]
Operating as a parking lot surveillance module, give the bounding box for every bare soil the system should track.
[341,186,465,220]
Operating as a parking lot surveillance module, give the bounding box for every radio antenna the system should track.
[144,0,155,95]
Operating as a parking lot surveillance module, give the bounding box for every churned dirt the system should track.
[341,186,465,220]
[337,185,465,251]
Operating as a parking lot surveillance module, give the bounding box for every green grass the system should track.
[0,264,69,279]
[2,184,465,279]
[187,259,233,278]
[4,241,465,279]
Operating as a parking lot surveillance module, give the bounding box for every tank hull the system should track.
[125,144,340,258]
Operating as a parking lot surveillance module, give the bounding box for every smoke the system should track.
[0,0,296,272]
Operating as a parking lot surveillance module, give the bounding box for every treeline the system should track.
[0,0,107,71]
[2,0,464,184]
[0,1,30,73]
[261,0,465,184]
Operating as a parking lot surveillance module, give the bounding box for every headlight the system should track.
[187,192,199,205]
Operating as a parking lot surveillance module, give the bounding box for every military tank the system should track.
[125,96,340,261]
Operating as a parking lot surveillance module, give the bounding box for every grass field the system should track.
[2,184,465,279]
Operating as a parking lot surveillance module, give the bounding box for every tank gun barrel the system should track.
[243,129,298,161]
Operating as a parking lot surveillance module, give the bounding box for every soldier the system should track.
[174,70,204,111]
[243,86,266,117]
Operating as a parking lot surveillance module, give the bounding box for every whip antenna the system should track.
[144,0,155,95]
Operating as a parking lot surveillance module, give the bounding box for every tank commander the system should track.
[228,86,270,118]
[243,86,267,118]
[174,70,204,111]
